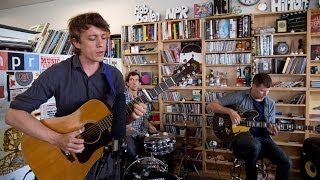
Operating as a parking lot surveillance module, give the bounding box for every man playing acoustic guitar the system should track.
[5,12,147,180]
[207,73,292,180]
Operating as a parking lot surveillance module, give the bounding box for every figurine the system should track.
[244,66,251,87]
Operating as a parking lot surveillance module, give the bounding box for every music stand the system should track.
[175,115,201,179]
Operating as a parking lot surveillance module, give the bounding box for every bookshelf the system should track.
[121,22,161,129]
[307,9,320,141]
[121,9,320,179]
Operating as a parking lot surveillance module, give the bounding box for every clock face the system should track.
[238,0,260,6]
[276,42,289,55]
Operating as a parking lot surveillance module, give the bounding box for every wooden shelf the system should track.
[205,63,251,67]
[269,74,306,76]
[204,86,249,90]
[254,54,307,58]
[163,100,202,103]
[276,115,305,121]
[311,32,320,37]
[254,32,307,36]
[162,38,201,42]
[270,87,306,91]
[276,103,305,107]
[205,37,251,42]
[123,52,158,55]
[205,51,251,54]
[205,160,233,166]
[122,41,158,44]
[123,63,158,66]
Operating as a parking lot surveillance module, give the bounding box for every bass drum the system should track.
[122,156,179,180]
[144,171,179,180]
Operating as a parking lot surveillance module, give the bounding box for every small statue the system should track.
[244,67,251,87]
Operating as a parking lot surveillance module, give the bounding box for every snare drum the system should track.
[144,132,176,155]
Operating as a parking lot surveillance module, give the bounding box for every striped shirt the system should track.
[124,90,151,134]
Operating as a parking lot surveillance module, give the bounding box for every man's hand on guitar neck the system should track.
[267,123,280,136]
[53,128,85,154]
[128,102,147,122]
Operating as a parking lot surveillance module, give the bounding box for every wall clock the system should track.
[238,0,260,6]
[274,42,289,55]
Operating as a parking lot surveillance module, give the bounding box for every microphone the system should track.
[111,92,126,139]
[112,139,119,152]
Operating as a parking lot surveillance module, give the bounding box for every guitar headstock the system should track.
[172,58,201,83]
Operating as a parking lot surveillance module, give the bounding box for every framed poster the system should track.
[276,19,287,33]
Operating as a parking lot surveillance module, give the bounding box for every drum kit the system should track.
[122,132,179,180]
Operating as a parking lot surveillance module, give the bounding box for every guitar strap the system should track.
[103,63,116,96]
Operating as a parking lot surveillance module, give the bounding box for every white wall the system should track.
[0,0,318,34]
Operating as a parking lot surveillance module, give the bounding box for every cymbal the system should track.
[144,132,175,141]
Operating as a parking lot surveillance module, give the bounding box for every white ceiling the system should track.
[0,0,54,10]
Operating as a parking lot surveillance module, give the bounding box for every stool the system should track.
[230,158,268,180]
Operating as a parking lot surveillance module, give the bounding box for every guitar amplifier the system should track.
[301,137,320,179]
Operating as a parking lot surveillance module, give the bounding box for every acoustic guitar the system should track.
[212,106,320,144]
[21,58,200,180]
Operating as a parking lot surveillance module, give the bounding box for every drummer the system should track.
[124,71,158,163]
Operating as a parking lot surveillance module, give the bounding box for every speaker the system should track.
[301,137,320,179]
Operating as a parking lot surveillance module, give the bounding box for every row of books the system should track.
[165,103,201,114]
[106,34,121,58]
[273,80,304,88]
[256,35,274,56]
[122,23,158,42]
[311,80,320,88]
[163,114,202,126]
[205,41,238,52]
[205,53,252,65]
[161,65,176,76]
[35,29,72,55]
[162,19,201,40]
[162,91,181,101]
[163,125,178,135]
[163,125,202,137]
[204,15,251,39]
[205,91,226,103]
[289,93,306,104]
[161,49,180,63]
[255,57,306,74]
[123,55,149,64]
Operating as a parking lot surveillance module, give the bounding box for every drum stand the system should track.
[177,124,201,180]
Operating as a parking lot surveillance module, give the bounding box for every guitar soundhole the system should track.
[82,123,101,144]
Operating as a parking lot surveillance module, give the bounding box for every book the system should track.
[0,24,39,41]
[311,44,320,60]
[140,71,152,85]
[194,2,213,18]
[311,11,320,33]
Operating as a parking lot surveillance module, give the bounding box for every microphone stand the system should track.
[177,112,201,180]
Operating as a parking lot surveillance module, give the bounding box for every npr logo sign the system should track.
[0,52,39,71]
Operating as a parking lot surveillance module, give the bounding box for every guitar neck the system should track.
[126,77,176,116]
[240,121,316,131]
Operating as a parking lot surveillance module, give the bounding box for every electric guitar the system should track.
[21,58,200,180]
[212,106,320,143]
